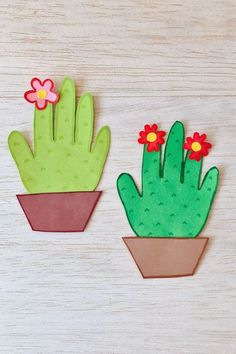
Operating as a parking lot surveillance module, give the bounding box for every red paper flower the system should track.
[24,77,59,110]
[138,124,166,152]
[184,132,212,161]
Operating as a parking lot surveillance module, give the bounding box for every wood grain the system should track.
[0,1,236,353]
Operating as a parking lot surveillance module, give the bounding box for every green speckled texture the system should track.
[8,77,110,193]
[117,121,219,238]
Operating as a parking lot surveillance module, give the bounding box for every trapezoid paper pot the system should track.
[17,191,102,232]
[123,237,209,278]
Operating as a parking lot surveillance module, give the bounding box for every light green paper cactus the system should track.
[8,78,110,193]
[117,121,219,238]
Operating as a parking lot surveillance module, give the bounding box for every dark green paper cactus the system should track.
[117,121,219,238]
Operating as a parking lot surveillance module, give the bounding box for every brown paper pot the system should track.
[123,237,209,278]
[17,191,102,232]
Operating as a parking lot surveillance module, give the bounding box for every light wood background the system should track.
[0,1,236,353]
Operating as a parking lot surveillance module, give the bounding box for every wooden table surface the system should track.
[0,1,236,353]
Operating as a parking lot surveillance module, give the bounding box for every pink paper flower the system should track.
[24,77,59,110]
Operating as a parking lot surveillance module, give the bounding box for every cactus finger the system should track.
[54,77,76,144]
[183,152,202,189]
[200,167,219,196]
[92,126,110,160]
[142,145,161,194]
[117,173,141,208]
[8,131,34,171]
[34,104,53,156]
[163,121,184,182]
[76,93,94,150]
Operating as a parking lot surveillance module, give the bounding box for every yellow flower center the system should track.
[191,142,201,152]
[147,132,157,142]
[37,89,47,99]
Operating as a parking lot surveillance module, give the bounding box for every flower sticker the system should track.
[184,132,212,161]
[138,124,166,152]
[24,78,59,110]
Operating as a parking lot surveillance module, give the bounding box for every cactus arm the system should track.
[89,126,110,189]
[189,166,219,236]
[8,131,35,192]
[117,173,141,207]
[200,166,219,197]
[92,126,110,161]
[34,104,53,156]
[142,145,161,195]
[183,153,202,188]
[117,173,141,235]
[54,77,76,143]
[76,93,94,150]
[163,121,184,182]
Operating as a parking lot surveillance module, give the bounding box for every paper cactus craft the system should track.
[9,77,110,193]
[117,121,219,238]
[8,77,110,232]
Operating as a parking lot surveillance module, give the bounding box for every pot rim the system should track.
[16,190,102,197]
[123,236,209,241]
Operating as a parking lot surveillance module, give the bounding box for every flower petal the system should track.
[139,131,146,138]
[144,124,152,133]
[150,124,158,132]
[158,130,166,137]
[31,77,43,91]
[199,133,207,142]
[46,91,59,103]
[148,141,159,152]
[35,99,47,110]
[201,149,209,156]
[24,90,37,103]
[138,136,147,144]
[203,142,212,149]
[194,151,202,161]
[189,151,196,160]
[183,142,191,150]
[157,131,166,144]
[201,144,211,156]
[157,137,165,144]
[42,79,54,91]
[193,132,200,140]
[189,151,202,161]
[186,137,193,145]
